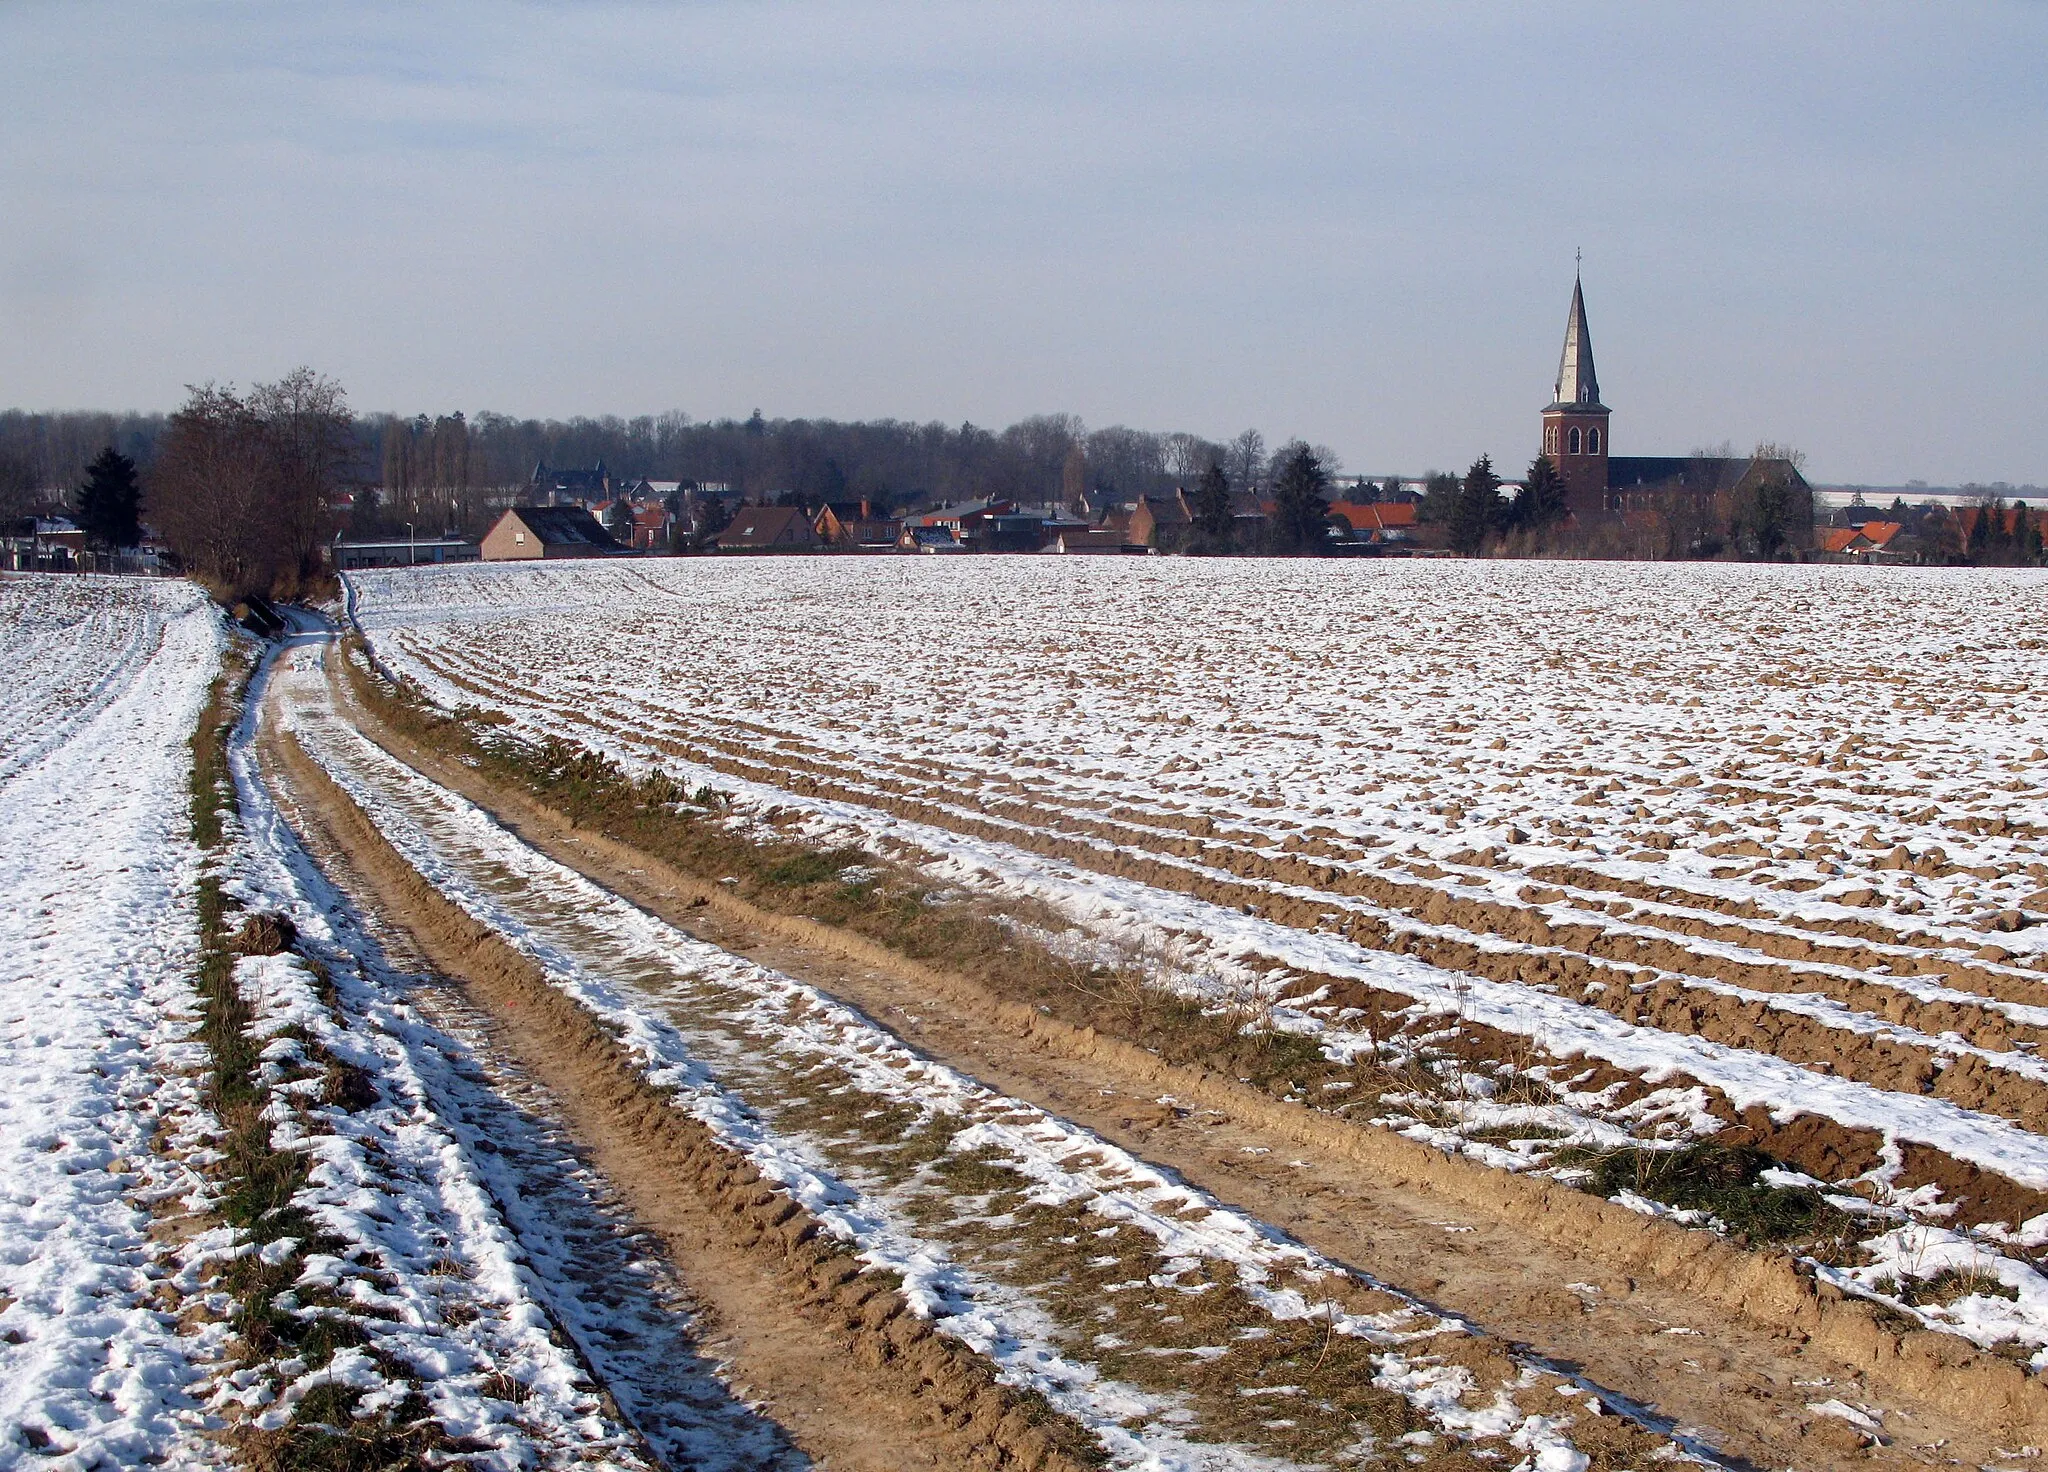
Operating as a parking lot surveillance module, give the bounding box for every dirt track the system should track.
[316,628,2048,1470]
[260,684,1101,1471]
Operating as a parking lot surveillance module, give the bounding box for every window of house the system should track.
[1568,427,1581,455]
[1587,428,1600,454]
[515,531,526,544]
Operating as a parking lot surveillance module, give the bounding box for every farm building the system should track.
[480,506,624,561]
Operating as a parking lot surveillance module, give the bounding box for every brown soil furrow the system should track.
[504,708,2048,1141]
[485,674,2048,1017]
[332,640,2048,1465]
[261,717,1102,1472]
[501,658,2045,969]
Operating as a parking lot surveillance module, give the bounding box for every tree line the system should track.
[8,377,2039,587]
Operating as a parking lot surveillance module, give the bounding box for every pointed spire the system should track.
[1552,271,1602,409]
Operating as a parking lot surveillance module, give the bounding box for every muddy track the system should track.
[261,718,1102,1472]
[332,633,2048,1465]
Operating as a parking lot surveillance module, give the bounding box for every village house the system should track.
[913,499,1015,550]
[717,505,818,551]
[900,524,967,553]
[1126,493,1191,550]
[529,461,614,504]
[1814,521,1908,564]
[1326,501,1418,546]
[480,505,624,561]
[813,499,902,549]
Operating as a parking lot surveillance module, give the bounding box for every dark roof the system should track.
[1133,493,1190,525]
[531,461,610,491]
[1549,275,1604,411]
[1606,456,1746,494]
[1606,456,1811,497]
[720,505,815,547]
[507,505,622,550]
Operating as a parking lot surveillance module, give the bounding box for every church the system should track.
[1539,273,1811,528]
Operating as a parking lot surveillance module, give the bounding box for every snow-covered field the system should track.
[279,625,1655,1471]
[350,555,2048,1364]
[0,575,226,1467]
[0,574,774,1466]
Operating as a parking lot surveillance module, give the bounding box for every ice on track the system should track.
[0,575,228,1469]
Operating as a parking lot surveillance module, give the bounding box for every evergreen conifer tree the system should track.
[1269,444,1331,554]
[76,447,141,550]
[1191,460,1233,549]
[1512,454,1568,531]
[2016,503,2042,565]
[1448,455,1501,555]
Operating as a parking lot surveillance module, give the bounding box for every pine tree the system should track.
[1269,444,1331,554]
[76,447,141,550]
[1191,460,1233,549]
[1448,455,1501,555]
[1510,454,1568,531]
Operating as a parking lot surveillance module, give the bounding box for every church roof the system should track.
[1550,275,1604,411]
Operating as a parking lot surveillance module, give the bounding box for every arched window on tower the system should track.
[1568,426,1582,455]
[1587,428,1600,454]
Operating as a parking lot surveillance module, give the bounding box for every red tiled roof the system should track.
[1328,502,1419,532]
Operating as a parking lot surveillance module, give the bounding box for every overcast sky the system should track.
[3,2,2043,484]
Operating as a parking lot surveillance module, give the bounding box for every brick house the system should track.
[814,500,902,548]
[1127,493,1191,550]
[717,506,818,551]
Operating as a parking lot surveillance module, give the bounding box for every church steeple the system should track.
[1551,273,1603,410]
[1540,263,1612,517]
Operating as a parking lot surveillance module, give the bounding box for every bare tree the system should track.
[1161,431,1227,483]
[1227,429,1266,495]
[149,384,270,595]
[249,368,352,592]
[0,449,35,532]
[151,369,349,597]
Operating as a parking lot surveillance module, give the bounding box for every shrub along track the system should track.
[326,627,2048,1468]
[257,701,1104,1470]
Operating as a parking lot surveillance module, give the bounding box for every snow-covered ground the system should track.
[278,626,1642,1471]
[0,575,228,1468]
[217,634,785,1468]
[347,555,2048,1366]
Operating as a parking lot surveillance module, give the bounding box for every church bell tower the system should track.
[1541,268,1610,516]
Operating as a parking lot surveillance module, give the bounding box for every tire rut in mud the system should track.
[264,732,807,1470]
[263,717,1105,1472]
[560,717,2048,1221]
